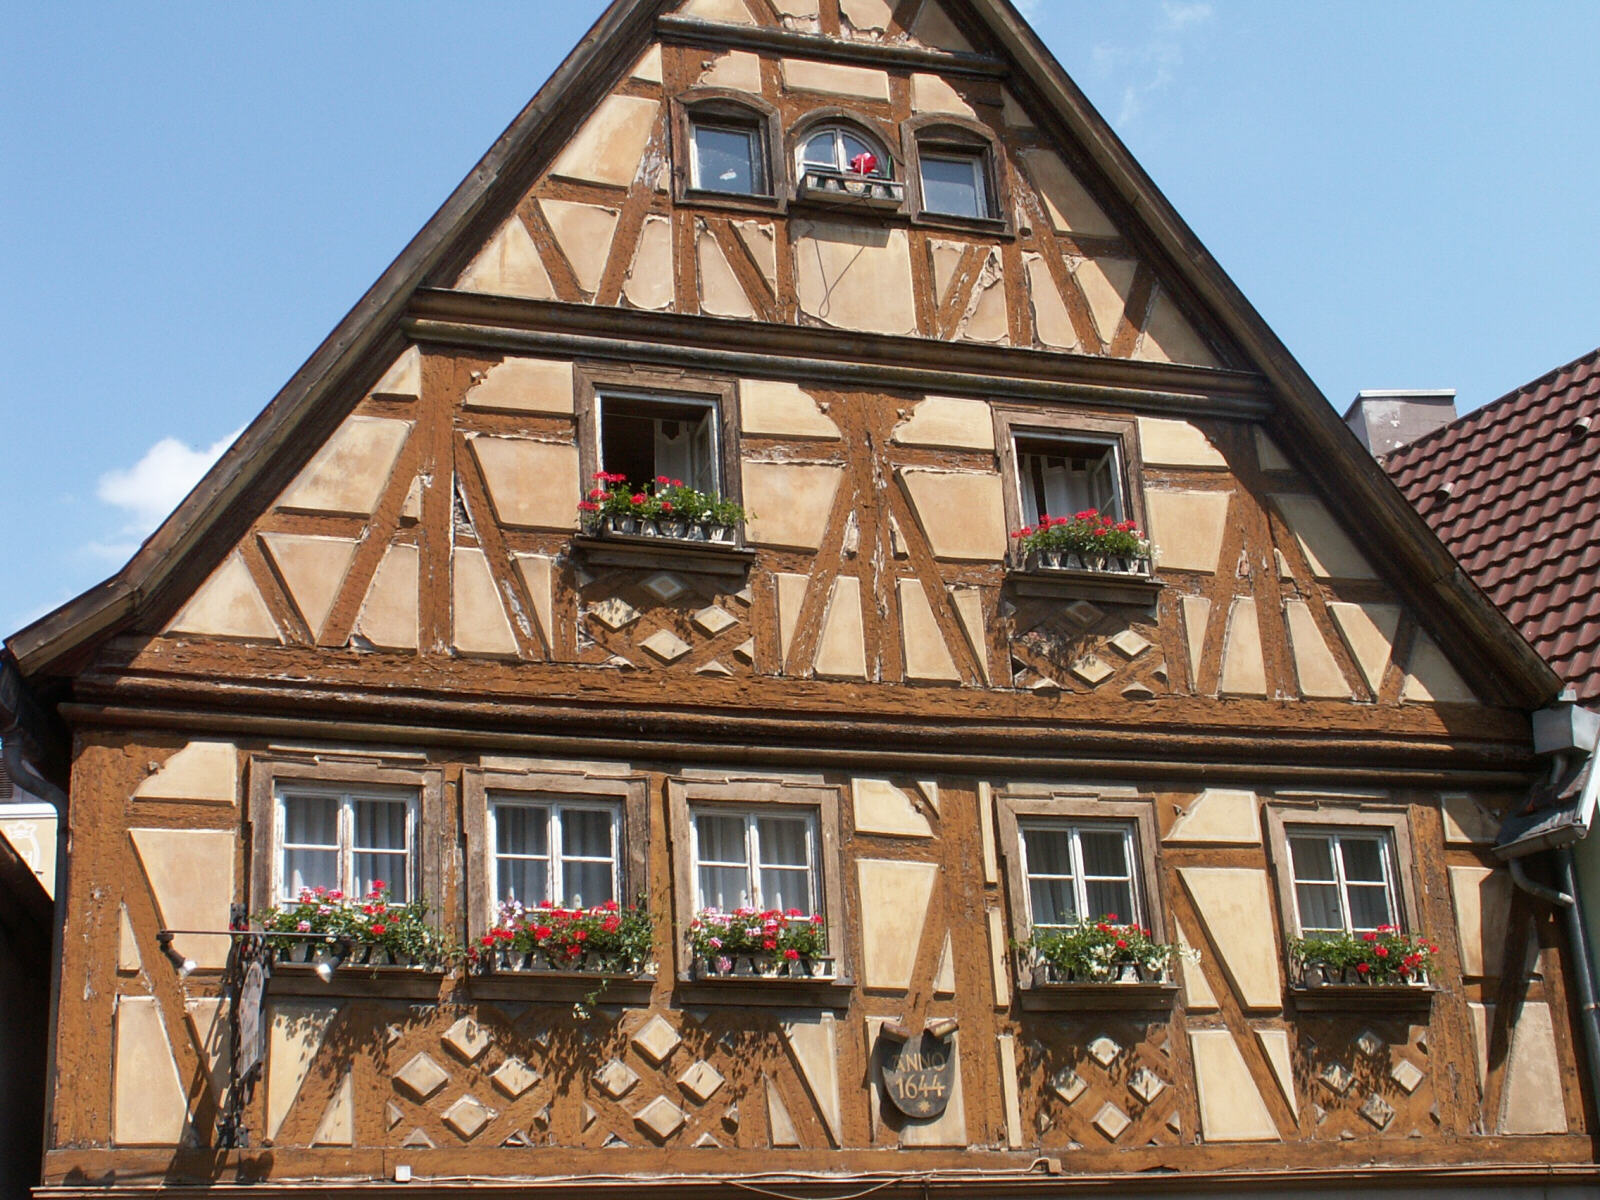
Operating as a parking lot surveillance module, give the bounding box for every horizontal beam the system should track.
[656,13,1009,79]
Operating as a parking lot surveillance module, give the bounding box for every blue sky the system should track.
[3,1,1597,639]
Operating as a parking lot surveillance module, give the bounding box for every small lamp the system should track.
[156,932,197,978]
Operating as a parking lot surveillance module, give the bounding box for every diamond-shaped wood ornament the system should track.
[1052,1067,1088,1104]
[443,1016,491,1063]
[1359,1091,1396,1130]
[642,572,690,602]
[595,1057,640,1099]
[634,1095,688,1142]
[678,1059,726,1103]
[1319,1062,1355,1095]
[1087,1035,1121,1067]
[1093,1102,1131,1140]
[1354,1029,1384,1058]
[394,1052,450,1101]
[1128,1067,1168,1104]
[1390,1058,1425,1094]
[590,597,642,630]
[1109,629,1152,658]
[631,1014,683,1065]
[492,1057,541,1099]
[442,1094,497,1140]
[639,629,693,663]
[693,605,739,635]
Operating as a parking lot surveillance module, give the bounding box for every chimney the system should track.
[1343,390,1457,456]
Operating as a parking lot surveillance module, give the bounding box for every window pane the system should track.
[355,852,408,902]
[1022,828,1073,877]
[564,861,615,909]
[696,814,746,864]
[283,794,337,846]
[695,125,759,194]
[1079,829,1131,878]
[496,805,549,858]
[757,816,810,867]
[1339,837,1387,883]
[802,131,835,167]
[698,864,752,911]
[1086,879,1135,923]
[562,808,613,858]
[354,798,407,851]
[921,154,983,217]
[1347,884,1394,931]
[1030,878,1077,927]
[758,864,813,913]
[1289,835,1336,882]
[1296,882,1343,934]
[497,857,548,907]
[284,848,339,899]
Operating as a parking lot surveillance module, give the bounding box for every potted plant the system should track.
[255,884,454,970]
[1018,915,1177,985]
[1011,510,1152,576]
[1291,925,1438,988]
[579,474,750,543]
[687,907,829,979]
[471,898,655,976]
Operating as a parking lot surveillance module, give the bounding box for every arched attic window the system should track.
[905,118,1005,227]
[792,119,905,210]
[674,92,782,201]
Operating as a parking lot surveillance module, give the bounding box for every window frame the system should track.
[247,758,447,924]
[689,804,821,916]
[995,789,1165,951]
[273,782,417,905]
[902,116,1011,233]
[594,389,724,497]
[671,90,784,212]
[667,777,848,985]
[1265,802,1420,941]
[486,795,624,917]
[992,405,1148,565]
[1015,818,1144,933]
[796,121,894,179]
[463,768,650,946]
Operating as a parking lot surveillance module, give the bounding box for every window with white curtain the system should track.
[1013,433,1124,525]
[1286,828,1399,936]
[277,785,414,902]
[1017,820,1139,930]
[489,797,620,915]
[691,807,818,914]
[597,394,720,494]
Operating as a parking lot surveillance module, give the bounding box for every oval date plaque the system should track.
[880,1030,956,1119]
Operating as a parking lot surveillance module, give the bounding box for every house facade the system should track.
[5,1,1597,1195]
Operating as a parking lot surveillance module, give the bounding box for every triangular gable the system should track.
[6,0,1559,711]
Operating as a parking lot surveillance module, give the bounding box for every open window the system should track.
[597,393,721,494]
[1013,432,1126,527]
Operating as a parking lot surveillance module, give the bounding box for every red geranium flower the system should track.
[370,923,387,936]
[783,948,800,960]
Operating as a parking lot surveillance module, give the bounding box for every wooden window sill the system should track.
[572,532,756,578]
[1016,980,1179,1012]
[1006,564,1163,607]
[1287,982,1437,1012]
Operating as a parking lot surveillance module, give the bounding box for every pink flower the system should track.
[715,956,733,973]
[296,920,311,932]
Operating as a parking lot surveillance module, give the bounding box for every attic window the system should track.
[799,125,891,178]
[920,149,989,218]
[1013,433,1125,527]
[691,120,767,196]
[598,394,721,494]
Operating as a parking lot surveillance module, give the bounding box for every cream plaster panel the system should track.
[910,73,975,118]
[371,346,422,399]
[949,586,989,684]
[631,46,663,84]
[312,1072,355,1146]
[1146,490,1230,573]
[733,220,778,291]
[898,578,960,682]
[852,777,933,839]
[114,997,189,1145]
[892,396,995,451]
[456,216,556,300]
[840,0,893,33]
[1166,789,1260,845]
[740,380,840,439]
[899,468,1008,561]
[452,547,518,657]
[185,997,232,1101]
[699,50,763,93]
[682,0,755,23]
[133,740,238,805]
[931,240,963,303]
[772,0,822,16]
[781,1014,842,1146]
[1254,1029,1298,1118]
[131,828,235,967]
[464,357,575,414]
[960,271,1009,344]
[1450,865,1513,978]
[933,931,956,995]
[1025,254,1078,350]
[998,1033,1024,1148]
[1501,1001,1569,1134]
[742,462,843,550]
[857,858,938,989]
[513,554,555,647]
[1401,633,1478,704]
[815,575,867,679]
[118,905,140,972]
[1441,793,1499,845]
[766,1077,799,1146]
[697,229,757,318]
[1468,1002,1494,1092]
[1002,91,1034,128]
[548,94,660,188]
[987,906,1011,1007]
[1254,428,1292,471]
[1137,293,1219,368]
[1020,150,1117,239]
[1328,602,1400,694]
[908,1,973,52]
[623,215,675,311]
[1284,600,1353,699]
[793,221,916,336]
[267,1001,338,1140]
[776,572,809,667]
[260,533,358,639]
[278,415,412,517]
[1188,1029,1280,1142]
[1180,595,1211,683]
[1136,417,1226,469]
[1075,257,1138,348]
[539,199,620,295]
[470,437,581,531]
[1178,867,1282,1010]
[1271,493,1377,580]
[781,58,891,102]
[166,553,282,642]
[1219,598,1268,697]
[355,543,419,650]
[1174,916,1217,1011]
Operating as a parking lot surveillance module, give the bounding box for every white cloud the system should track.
[1160,1,1214,32]
[1085,1,1215,128]
[95,428,241,534]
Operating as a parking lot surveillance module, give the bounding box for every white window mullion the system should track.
[550,805,565,906]
[746,813,763,909]
[1332,835,1354,935]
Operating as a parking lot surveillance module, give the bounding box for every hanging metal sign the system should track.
[879,1026,957,1119]
[237,959,267,1082]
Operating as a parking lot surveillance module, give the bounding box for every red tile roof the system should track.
[1384,346,1600,702]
